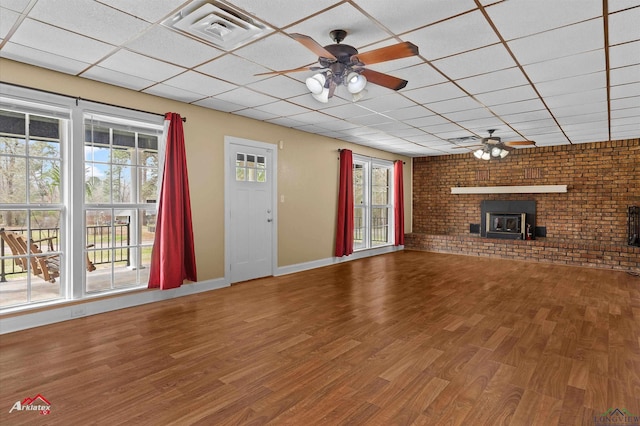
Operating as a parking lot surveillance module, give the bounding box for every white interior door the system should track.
[227,139,275,283]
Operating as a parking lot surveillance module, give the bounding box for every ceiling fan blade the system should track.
[504,140,536,146]
[352,41,419,65]
[290,33,337,60]
[254,65,323,76]
[360,69,408,91]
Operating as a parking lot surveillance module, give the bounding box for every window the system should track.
[236,153,266,182]
[84,114,161,293]
[353,156,394,250]
[0,110,66,306]
[0,84,163,311]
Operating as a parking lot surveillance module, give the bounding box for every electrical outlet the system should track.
[71,306,86,318]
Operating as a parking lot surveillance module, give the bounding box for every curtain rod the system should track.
[338,148,406,164]
[1,81,187,122]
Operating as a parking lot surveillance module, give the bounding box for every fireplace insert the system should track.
[486,212,526,239]
[480,200,536,240]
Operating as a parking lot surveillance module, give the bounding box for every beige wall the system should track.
[0,59,412,281]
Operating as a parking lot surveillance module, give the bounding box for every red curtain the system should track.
[394,160,405,246]
[335,149,354,257]
[148,113,197,289]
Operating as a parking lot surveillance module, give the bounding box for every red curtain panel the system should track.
[148,113,197,289]
[335,149,354,257]
[394,160,405,246]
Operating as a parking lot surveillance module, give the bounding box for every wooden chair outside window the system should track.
[0,228,95,283]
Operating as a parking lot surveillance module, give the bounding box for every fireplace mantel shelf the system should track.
[451,185,567,194]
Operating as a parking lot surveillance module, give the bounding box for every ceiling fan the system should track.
[455,130,536,160]
[256,30,419,102]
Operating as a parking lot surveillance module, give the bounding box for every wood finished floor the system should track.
[1,251,639,425]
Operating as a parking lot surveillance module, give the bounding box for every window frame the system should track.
[0,84,163,312]
[352,154,394,251]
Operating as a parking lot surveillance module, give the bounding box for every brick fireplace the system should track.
[406,138,640,272]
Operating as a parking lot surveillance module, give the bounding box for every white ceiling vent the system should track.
[162,1,272,51]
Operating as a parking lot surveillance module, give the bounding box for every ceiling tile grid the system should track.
[0,0,638,156]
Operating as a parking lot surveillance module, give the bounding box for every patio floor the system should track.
[0,264,149,309]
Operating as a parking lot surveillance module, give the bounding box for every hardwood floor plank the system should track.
[1,251,639,425]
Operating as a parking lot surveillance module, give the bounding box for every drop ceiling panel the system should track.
[234,33,318,72]
[125,26,224,68]
[81,66,156,91]
[405,10,499,60]
[246,75,311,99]
[611,64,640,86]
[429,96,484,114]
[1,0,30,13]
[403,82,467,104]
[389,63,448,90]
[486,0,602,40]
[215,87,279,108]
[507,19,603,65]
[474,85,538,107]
[228,0,341,28]
[143,84,205,103]
[0,7,19,39]
[609,40,640,68]
[287,93,349,110]
[432,44,516,80]
[254,100,312,117]
[545,88,607,109]
[444,107,497,123]
[524,49,605,83]
[490,99,546,115]
[235,108,279,121]
[9,19,114,63]
[196,54,271,85]
[347,113,395,126]
[1,42,89,75]
[97,50,185,81]
[353,0,477,34]
[193,97,244,112]
[160,71,236,96]
[29,0,150,45]
[608,7,640,45]
[457,67,529,94]
[97,0,186,22]
[384,105,435,121]
[611,107,640,119]
[535,72,606,98]
[611,82,640,98]
[356,93,416,113]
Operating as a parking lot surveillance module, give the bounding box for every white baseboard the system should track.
[276,245,404,276]
[0,278,229,334]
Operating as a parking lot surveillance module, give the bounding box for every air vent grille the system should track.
[162,1,271,51]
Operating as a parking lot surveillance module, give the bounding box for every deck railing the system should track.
[0,224,130,282]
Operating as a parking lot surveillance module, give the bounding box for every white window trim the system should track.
[0,83,163,312]
[353,154,395,252]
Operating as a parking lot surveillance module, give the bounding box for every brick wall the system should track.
[407,138,640,272]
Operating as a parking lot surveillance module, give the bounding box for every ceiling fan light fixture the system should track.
[491,146,502,157]
[346,72,367,94]
[351,88,368,102]
[473,149,484,159]
[311,87,330,103]
[481,151,491,161]
[305,73,326,95]
[499,148,510,158]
